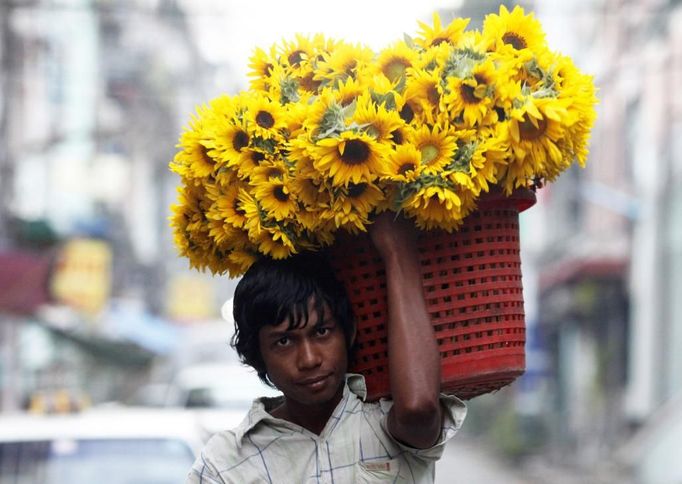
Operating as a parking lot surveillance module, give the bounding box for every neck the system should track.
[273,383,345,435]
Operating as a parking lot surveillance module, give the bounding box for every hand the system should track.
[368,211,417,261]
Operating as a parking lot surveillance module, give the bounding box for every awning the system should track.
[539,257,628,291]
[0,250,53,314]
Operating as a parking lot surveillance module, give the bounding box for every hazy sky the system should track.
[181,0,464,75]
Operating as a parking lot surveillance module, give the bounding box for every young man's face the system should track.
[258,299,349,407]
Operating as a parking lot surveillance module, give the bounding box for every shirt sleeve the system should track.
[186,449,226,484]
[378,393,467,461]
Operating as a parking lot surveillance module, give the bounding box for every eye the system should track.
[316,326,330,337]
[275,336,290,347]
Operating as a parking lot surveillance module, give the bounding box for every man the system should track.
[186,213,466,483]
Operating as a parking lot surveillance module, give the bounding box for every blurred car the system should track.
[169,363,280,409]
[165,363,281,437]
[0,407,203,484]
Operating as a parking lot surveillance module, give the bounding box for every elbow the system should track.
[394,397,441,427]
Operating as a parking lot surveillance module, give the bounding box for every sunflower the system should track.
[227,247,260,276]
[234,148,272,179]
[290,176,332,210]
[333,181,384,221]
[256,224,298,259]
[311,131,390,186]
[244,95,287,141]
[375,41,419,84]
[278,34,316,71]
[170,184,215,270]
[209,116,251,168]
[467,129,510,193]
[287,137,322,181]
[501,95,572,191]
[250,160,289,185]
[553,54,598,168]
[404,68,442,124]
[248,46,278,92]
[442,59,499,128]
[328,76,365,107]
[408,124,457,174]
[252,178,299,221]
[415,13,470,49]
[171,108,217,179]
[205,181,250,229]
[402,182,465,231]
[482,5,547,55]
[238,190,266,241]
[380,143,423,183]
[352,94,404,142]
[314,41,374,84]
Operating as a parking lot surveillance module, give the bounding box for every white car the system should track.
[167,363,281,437]
[0,407,203,484]
[169,363,280,409]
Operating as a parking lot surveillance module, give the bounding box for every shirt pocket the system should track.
[356,458,406,482]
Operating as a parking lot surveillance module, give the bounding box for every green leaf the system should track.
[280,77,300,104]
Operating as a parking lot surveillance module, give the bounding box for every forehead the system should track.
[262,299,332,335]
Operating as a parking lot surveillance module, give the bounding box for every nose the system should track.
[296,339,322,370]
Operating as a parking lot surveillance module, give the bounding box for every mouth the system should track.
[297,373,332,389]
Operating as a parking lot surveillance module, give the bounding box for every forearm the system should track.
[384,246,441,413]
[369,214,442,448]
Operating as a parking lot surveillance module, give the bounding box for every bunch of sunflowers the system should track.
[169,6,597,277]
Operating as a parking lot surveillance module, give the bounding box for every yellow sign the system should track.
[166,274,216,322]
[50,239,112,315]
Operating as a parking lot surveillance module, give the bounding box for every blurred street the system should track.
[2,0,682,483]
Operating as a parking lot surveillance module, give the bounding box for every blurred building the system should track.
[0,0,217,411]
[522,0,682,481]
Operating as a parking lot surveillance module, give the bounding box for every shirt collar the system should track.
[233,373,367,446]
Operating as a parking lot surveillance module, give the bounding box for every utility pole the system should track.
[0,1,20,413]
[0,1,16,246]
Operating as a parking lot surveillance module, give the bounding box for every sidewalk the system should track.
[435,438,528,484]
[435,438,628,484]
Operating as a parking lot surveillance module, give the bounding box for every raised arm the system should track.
[368,212,442,449]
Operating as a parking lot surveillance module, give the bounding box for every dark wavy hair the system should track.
[231,252,356,387]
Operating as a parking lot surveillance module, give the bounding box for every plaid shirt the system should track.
[186,374,466,483]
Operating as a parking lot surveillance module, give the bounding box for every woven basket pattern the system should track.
[328,190,534,400]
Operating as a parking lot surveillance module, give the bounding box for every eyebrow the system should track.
[266,329,290,341]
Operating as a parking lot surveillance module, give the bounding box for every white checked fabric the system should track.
[186,374,467,483]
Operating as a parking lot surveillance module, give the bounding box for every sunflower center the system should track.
[344,60,358,75]
[347,182,367,198]
[398,162,416,175]
[266,167,284,179]
[200,145,215,166]
[340,139,371,165]
[400,104,415,124]
[421,144,439,164]
[390,129,404,145]
[431,37,450,47]
[256,111,275,129]
[427,84,440,106]
[502,32,527,50]
[273,185,289,202]
[251,151,266,164]
[300,72,322,92]
[233,131,249,152]
[519,116,548,141]
[233,199,246,216]
[383,59,409,82]
[263,63,274,77]
[459,84,480,105]
[288,50,304,66]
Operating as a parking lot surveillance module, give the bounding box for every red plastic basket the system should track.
[328,189,536,401]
